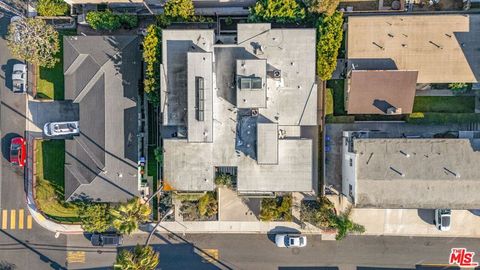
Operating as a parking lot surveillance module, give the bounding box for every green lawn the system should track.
[413,96,475,113]
[325,88,334,116]
[36,30,76,100]
[35,140,81,223]
[407,112,480,125]
[326,79,345,115]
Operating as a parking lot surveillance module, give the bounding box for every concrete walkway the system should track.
[352,208,480,238]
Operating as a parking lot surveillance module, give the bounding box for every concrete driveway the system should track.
[26,100,78,134]
[352,208,480,238]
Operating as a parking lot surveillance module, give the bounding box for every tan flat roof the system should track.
[347,15,480,83]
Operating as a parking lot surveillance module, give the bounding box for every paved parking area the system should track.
[325,122,467,191]
[26,100,78,134]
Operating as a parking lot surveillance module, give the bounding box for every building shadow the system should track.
[417,209,435,225]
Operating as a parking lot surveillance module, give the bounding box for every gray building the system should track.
[161,24,318,194]
[342,131,480,209]
[63,36,141,202]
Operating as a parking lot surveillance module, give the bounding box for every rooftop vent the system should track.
[386,107,402,115]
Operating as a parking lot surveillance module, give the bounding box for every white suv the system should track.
[43,121,80,137]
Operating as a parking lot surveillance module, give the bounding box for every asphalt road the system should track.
[0,12,71,270]
[58,232,480,270]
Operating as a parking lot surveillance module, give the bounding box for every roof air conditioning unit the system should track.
[386,107,402,115]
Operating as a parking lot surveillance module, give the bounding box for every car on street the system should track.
[12,63,27,93]
[43,121,79,137]
[90,233,123,247]
[275,234,307,248]
[435,209,451,231]
[9,137,26,167]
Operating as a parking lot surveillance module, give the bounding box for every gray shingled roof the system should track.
[63,36,140,202]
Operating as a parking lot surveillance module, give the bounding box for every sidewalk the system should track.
[351,208,480,238]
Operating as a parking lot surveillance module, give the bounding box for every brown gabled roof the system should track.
[346,70,418,115]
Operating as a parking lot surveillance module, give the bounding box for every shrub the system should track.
[448,82,468,91]
[164,0,195,21]
[317,12,344,81]
[259,195,292,221]
[143,25,160,97]
[330,207,365,240]
[249,0,306,23]
[214,173,233,187]
[153,147,163,165]
[119,14,138,29]
[156,14,172,28]
[300,196,336,228]
[198,192,218,218]
[86,11,121,31]
[37,0,69,16]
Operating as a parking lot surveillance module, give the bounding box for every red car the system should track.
[10,137,26,167]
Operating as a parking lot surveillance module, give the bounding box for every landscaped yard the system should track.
[35,140,81,223]
[413,96,475,113]
[326,80,345,115]
[36,30,76,100]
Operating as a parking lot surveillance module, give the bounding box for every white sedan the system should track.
[12,63,27,93]
[275,234,307,248]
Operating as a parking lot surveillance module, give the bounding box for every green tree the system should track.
[300,196,336,228]
[259,195,292,221]
[119,14,139,29]
[164,0,195,21]
[305,0,340,16]
[7,18,60,68]
[249,0,306,23]
[110,197,151,235]
[80,204,112,233]
[317,12,344,81]
[86,11,121,31]
[330,207,365,240]
[115,245,159,270]
[37,0,69,16]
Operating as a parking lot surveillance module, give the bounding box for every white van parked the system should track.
[43,121,79,137]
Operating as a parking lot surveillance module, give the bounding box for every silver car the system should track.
[12,63,27,93]
[43,121,80,137]
[275,234,307,248]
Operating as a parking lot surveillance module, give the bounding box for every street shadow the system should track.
[0,230,67,270]
[266,226,301,244]
[118,243,224,270]
[417,209,435,225]
[1,59,22,92]
[1,132,21,162]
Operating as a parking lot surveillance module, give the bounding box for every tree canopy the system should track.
[164,0,195,21]
[7,18,60,68]
[316,12,344,81]
[305,0,340,16]
[249,0,306,23]
[115,245,159,270]
[37,0,69,17]
[86,11,121,31]
[330,207,365,240]
[80,204,112,233]
[110,197,151,235]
